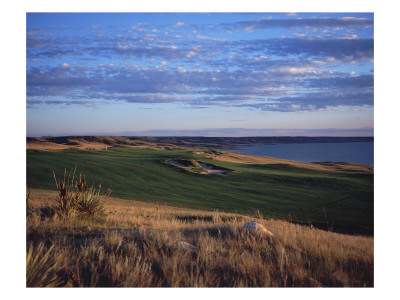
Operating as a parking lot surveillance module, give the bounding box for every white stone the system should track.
[177,241,199,252]
[243,222,275,237]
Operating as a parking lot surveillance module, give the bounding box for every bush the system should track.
[51,168,111,219]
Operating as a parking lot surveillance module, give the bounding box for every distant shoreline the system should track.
[233,141,374,166]
[26,135,374,150]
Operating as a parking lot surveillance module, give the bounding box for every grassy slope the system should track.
[26,147,373,233]
[27,189,374,287]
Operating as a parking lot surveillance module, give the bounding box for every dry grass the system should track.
[26,188,373,287]
[26,242,67,287]
[26,137,163,151]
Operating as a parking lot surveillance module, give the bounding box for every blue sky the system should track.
[26,12,374,137]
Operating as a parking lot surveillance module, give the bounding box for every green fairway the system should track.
[26,147,373,233]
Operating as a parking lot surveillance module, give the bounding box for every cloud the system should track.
[305,74,374,89]
[174,22,185,27]
[26,15,374,113]
[238,91,373,112]
[27,61,373,112]
[196,35,226,41]
[241,38,374,63]
[26,23,373,66]
[27,99,99,107]
[222,17,373,31]
[102,127,374,137]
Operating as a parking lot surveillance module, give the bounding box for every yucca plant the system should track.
[76,185,108,217]
[51,168,111,219]
[51,168,79,218]
[26,242,65,287]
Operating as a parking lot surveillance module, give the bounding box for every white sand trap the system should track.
[199,162,228,174]
[168,160,193,168]
[168,160,228,175]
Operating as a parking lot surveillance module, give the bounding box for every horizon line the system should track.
[26,127,374,138]
[27,134,374,138]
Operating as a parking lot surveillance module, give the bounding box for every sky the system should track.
[26,12,374,137]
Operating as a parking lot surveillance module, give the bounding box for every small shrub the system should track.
[51,168,111,219]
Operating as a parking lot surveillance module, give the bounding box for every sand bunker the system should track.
[198,162,228,174]
[168,160,228,175]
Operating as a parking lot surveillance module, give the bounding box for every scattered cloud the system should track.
[26,14,374,113]
[222,17,373,31]
[97,127,374,137]
[174,22,185,27]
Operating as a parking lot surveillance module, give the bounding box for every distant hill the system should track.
[27,135,374,151]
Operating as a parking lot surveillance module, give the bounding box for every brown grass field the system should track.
[26,188,373,287]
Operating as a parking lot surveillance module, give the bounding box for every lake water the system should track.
[234,141,374,166]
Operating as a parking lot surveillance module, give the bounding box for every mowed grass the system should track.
[26,147,373,233]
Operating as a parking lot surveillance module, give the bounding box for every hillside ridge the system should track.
[27,135,373,150]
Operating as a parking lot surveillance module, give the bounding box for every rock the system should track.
[177,241,199,253]
[243,222,285,259]
[243,222,275,237]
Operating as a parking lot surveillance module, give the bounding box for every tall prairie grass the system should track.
[26,242,66,287]
[26,189,373,287]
